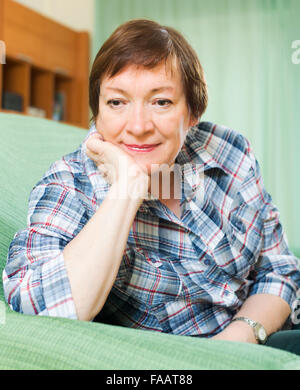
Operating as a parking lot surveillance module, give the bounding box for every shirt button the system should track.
[204,259,211,266]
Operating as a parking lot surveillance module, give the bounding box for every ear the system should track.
[188,116,198,128]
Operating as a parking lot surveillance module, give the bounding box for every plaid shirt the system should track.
[3,121,300,336]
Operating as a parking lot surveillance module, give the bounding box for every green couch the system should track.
[0,112,299,370]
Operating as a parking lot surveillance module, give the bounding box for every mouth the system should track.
[124,144,160,153]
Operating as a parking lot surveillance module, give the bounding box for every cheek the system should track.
[160,114,187,148]
[96,108,123,137]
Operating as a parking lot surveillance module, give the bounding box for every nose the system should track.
[126,103,153,135]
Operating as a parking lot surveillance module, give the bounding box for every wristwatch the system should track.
[231,316,268,344]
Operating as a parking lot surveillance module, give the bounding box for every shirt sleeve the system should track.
[237,144,300,309]
[2,166,90,319]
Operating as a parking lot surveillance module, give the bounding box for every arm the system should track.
[214,143,300,343]
[63,179,147,321]
[63,133,150,321]
[213,294,290,343]
[2,176,85,319]
[3,175,147,321]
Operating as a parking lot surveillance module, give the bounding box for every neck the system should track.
[148,170,181,201]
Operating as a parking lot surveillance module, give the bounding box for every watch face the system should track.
[258,327,267,341]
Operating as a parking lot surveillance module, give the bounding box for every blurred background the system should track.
[12,0,300,257]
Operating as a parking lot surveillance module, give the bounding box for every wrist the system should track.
[222,320,258,344]
[110,175,149,202]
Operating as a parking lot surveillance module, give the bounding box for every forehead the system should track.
[101,59,182,90]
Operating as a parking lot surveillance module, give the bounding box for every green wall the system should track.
[93,0,300,257]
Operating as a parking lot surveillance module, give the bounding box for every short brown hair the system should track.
[89,19,208,124]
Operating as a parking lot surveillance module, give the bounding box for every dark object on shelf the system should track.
[2,91,23,112]
[53,91,65,121]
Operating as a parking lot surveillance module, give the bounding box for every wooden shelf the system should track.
[30,66,54,119]
[0,0,90,129]
[1,57,30,113]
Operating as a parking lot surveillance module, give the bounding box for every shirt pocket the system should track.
[114,246,183,308]
[212,203,264,279]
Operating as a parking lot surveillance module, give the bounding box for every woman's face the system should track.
[96,61,197,175]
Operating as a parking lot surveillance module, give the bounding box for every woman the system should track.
[3,19,300,353]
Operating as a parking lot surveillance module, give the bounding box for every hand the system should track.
[85,132,149,199]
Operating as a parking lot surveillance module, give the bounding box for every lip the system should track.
[124,144,160,153]
[125,144,159,148]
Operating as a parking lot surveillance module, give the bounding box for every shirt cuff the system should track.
[248,274,297,310]
[15,252,78,319]
[40,252,78,319]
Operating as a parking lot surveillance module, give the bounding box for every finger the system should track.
[93,132,104,142]
[86,148,99,161]
[85,146,106,167]
[90,131,104,140]
[97,132,104,141]
[86,136,104,156]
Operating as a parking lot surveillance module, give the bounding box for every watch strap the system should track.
[233,316,256,328]
[231,316,267,344]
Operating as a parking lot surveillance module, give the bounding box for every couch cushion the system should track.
[0,113,87,301]
[0,308,300,369]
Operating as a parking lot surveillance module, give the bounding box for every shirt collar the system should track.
[174,127,228,202]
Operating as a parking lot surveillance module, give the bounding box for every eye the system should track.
[154,99,172,108]
[107,99,124,108]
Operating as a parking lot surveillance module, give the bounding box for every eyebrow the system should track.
[105,86,175,94]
